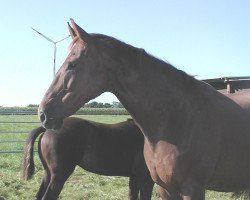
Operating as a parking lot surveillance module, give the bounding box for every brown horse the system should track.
[222,89,250,112]
[23,117,154,200]
[38,19,250,200]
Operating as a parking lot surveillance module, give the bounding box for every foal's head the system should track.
[38,19,114,129]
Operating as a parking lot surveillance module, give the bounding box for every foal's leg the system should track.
[129,177,140,200]
[35,171,50,200]
[41,166,75,200]
[41,175,66,200]
[139,178,154,200]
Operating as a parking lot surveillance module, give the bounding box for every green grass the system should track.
[0,115,245,199]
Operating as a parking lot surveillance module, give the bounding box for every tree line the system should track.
[27,101,124,109]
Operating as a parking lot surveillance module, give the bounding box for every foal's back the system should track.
[40,117,146,176]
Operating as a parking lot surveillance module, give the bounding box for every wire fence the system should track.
[0,109,129,154]
[0,111,40,154]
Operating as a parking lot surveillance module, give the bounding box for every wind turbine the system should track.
[31,27,70,77]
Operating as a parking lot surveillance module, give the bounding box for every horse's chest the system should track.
[144,139,179,184]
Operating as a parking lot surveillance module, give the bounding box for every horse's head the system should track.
[38,19,111,129]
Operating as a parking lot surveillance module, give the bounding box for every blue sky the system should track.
[0,0,249,106]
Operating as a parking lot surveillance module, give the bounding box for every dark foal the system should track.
[23,117,154,200]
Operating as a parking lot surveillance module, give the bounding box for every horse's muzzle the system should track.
[39,110,63,130]
[39,110,46,125]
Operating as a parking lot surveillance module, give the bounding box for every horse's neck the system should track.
[112,54,192,138]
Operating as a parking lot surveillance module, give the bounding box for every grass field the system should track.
[0,115,243,199]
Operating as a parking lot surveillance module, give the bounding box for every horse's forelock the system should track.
[68,37,79,51]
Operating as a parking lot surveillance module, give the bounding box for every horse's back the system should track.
[222,89,250,112]
[196,81,250,191]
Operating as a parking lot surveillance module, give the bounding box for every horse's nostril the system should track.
[39,111,47,124]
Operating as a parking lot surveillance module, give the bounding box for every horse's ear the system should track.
[67,22,76,39]
[70,18,91,43]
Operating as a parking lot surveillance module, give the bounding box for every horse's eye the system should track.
[68,62,77,70]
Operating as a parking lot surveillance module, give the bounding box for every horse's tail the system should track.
[22,126,45,180]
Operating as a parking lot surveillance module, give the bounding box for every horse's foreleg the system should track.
[181,190,205,200]
[156,185,182,200]
[180,177,205,200]
[156,185,170,200]
[182,192,205,200]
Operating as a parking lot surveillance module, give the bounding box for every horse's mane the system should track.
[68,33,195,83]
[92,34,139,63]
[92,34,195,81]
